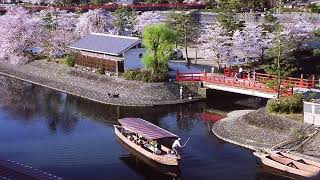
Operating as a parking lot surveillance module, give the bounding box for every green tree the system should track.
[216,0,243,35]
[262,11,280,33]
[307,3,320,13]
[113,7,137,36]
[166,11,198,61]
[312,29,320,56]
[218,0,241,11]
[42,12,58,59]
[142,24,176,75]
[262,28,297,99]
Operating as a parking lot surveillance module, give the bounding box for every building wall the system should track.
[123,48,144,70]
[76,53,124,73]
[304,101,320,125]
[81,51,122,61]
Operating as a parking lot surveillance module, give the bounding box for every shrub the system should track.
[313,48,320,57]
[64,54,75,67]
[121,69,167,82]
[266,94,303,114]
[96,67,105,75]
[290,128,306,140]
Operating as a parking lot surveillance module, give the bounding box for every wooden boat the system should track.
[253,151,320,178]
[116,137,180,178]
[114,118,181,166]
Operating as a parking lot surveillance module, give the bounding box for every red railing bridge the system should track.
[0,3,206,13]
[176,69,317,98]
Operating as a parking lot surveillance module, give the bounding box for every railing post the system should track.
[176,70,179,81]
[300,74,304,88]
[312,75,315,88]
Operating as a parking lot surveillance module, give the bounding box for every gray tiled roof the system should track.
[70,33,140,56]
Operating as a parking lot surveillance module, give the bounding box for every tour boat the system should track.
[114,117,181,166]
[253,151,320,178]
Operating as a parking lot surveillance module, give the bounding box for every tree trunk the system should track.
[195,47,198,65]
[184,34,188,61]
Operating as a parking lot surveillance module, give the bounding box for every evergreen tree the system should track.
[262,28,297,99]
[113,7,137,36]
[166,11,199,61]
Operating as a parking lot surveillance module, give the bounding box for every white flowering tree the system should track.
[39,9,78,58]
[75,9,115,38]
[197,23,232,69]
[232,23,270,61]
[0,7,43,64]
[133,11,163,36]
[282,14,320,49]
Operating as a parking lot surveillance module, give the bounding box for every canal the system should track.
[0,75,288,180]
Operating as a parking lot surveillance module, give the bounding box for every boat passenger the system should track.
[172,138,182,155]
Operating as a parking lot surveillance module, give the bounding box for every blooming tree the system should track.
[39,9,78,58]
[232,23,270,61]
[0,6,43,64]
[282,14,320,49]
[197,23,232,69]
[133,11,163,35]
[75,9,115,38]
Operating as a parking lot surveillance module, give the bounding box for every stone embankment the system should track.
[0,60,204,106]
[212,108,320,161]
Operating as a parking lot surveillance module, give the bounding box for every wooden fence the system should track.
[76,54,124,73]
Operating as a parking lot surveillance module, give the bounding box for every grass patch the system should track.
[121,69,167,83]
[266,94,303,114]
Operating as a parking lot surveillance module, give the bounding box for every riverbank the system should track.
[0,60,203,107]
[212,108,320,160]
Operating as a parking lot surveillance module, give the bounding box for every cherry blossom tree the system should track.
[282,14,320,49]
[133,11,163,36]
[232,23,270,61]
[0,6,43,64]
[39,9,78,58]
[197,23,232,69]
[75,9,115,38]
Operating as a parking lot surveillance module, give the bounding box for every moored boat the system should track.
[253,151,320,178]
[114,117,181,166]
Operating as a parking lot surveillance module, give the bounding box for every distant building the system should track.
[113,0,141,5]
[69,33,144,73]
[304,99,320,125]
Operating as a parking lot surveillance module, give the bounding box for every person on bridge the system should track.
[172,138,182,155]
[239,67,243,78]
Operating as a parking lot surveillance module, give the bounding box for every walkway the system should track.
[176,69,318,99]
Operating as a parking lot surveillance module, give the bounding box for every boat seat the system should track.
[271,155,320,173]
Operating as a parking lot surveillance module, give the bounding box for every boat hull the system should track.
[114,125,179,166]
[253,152,319,178]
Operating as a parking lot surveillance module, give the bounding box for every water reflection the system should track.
[0,76,79,134]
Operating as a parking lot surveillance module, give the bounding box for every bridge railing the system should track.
[176,71,311,96]
[255,73,316,89]
[223,68,317,89]
[3,3,206,13]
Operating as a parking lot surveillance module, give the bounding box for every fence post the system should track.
[176,70,179,81]
[300,74,304,88]
[312,75,315,88]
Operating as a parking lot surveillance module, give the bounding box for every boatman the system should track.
[172,138,182,155]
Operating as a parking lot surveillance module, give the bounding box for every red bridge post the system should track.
[176,70,179,81]
[300,74,304,88]
[312,75,315,88]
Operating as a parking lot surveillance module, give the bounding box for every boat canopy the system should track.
[118,118,178,140]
